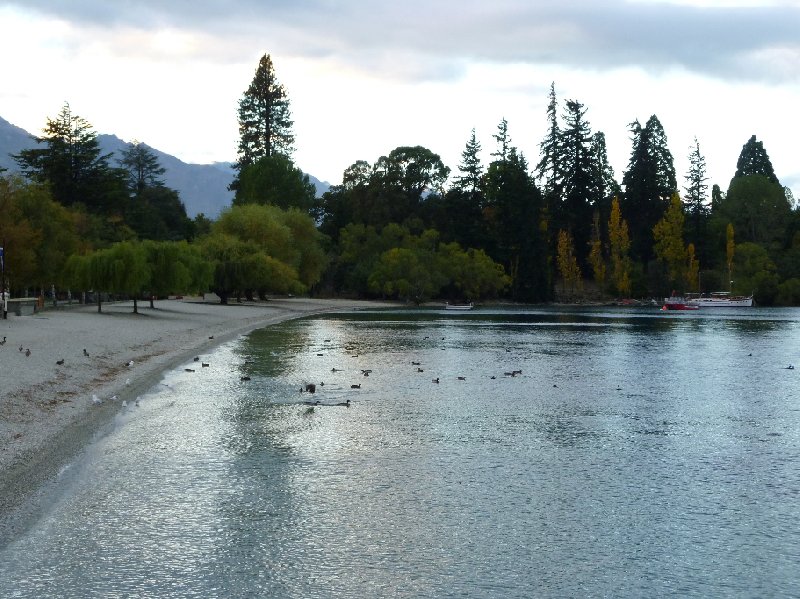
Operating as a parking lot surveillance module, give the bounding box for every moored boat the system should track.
[661,295,699,311]
[445,302,474,310]
[686,292,753,307]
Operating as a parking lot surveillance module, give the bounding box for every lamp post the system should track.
[1,240,6,319]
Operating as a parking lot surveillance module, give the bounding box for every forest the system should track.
[1,53,799,308]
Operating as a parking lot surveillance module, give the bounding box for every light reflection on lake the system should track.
[1,305,799,598]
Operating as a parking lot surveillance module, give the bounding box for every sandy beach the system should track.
[0,296,393,540]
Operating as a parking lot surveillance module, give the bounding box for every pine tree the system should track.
[492,118,511,163]
[454,129,483,194]
[559,99,595,263]
[590,131,620,216]
[14,103,122,212]
[734,135,778,184]
[621,114,677,263]
[233,54,294,190]
[118,142,166,195]
[683,137,709,262]
[536,82,562,199]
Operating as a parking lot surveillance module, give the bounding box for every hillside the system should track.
[0,116,330,218]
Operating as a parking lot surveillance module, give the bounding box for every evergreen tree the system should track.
[454,129,484,194]
[118,142,166,195]
[233,54,294,190]
[14,103,125,213]
[734,135,778,184]
[492,118,511,163]
[589,131,620,218]
[559,99,595,264]
[536,82,563,199]
[621,115,677,263]
[683,137,710,262]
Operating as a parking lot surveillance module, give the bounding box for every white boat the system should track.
[445,302,474,310]
[686,292,753,307]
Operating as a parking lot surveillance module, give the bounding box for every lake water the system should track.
[1,306,799,597]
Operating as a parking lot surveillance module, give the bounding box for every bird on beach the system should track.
[209,336,214,340]
[126,360,134,367]
[24,349,30,357]
[83,348,89,357]
[193,356,200,362]
[432,378,439,383]
[56,359,65,365]
[19,346,23,352]
[336,399,351,407]
[185,368,195,372]
[241,376,251,381]
[351,384,361,389]
[91,394,102,405]
[0,336,6,345]
[202,362,209,367]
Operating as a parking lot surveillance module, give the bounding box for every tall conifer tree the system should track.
[233,54,294,190]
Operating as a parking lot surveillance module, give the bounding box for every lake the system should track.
[1,305,799,597]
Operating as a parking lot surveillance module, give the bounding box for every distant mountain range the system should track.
[0,116,330,218]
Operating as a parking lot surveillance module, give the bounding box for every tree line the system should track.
[2,54,799,307]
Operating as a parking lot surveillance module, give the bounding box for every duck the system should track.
[432,378,439,383]
[0,336,6,345]
[201,362,209,368]
[185,368,195,372]
[24,348,31,357]
[56,358,65,365]
[350,384,361,389]
[193,356,200,362]
[305,383,316,393]
[336,399,351,407]
[241,376,251,381]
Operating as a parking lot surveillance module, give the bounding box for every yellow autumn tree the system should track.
[588,211,606,291]
[608,197,631,297]
[686,243,699,292]
[556,229,582,300]
[653,193,687,288]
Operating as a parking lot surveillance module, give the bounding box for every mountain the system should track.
[0,116,331,218]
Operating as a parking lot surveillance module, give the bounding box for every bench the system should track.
[7,298,39,316]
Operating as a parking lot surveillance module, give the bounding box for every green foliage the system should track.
[142,240,212,305]
[233,153,316,214]
[734,135,778,184]
[776,278,800,306]
[718,175,790,248]
[732,242,779,304]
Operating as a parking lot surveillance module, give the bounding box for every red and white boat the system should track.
[661,295,700,311]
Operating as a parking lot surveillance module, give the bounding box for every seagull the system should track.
[91,394,102,405]
[126,360,134,367]
[122,400,128,407]
[125,378,131,386]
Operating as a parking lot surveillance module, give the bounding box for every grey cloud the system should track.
[6,1,799,84]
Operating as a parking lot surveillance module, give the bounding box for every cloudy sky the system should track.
[1,0,797,199]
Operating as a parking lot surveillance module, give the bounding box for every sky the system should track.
[0,0,798,200]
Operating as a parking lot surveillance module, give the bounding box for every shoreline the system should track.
[0,296,395,543]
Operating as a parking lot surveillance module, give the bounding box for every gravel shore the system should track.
[0,296,391,542]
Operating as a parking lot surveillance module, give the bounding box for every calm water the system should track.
[1,306,800,597]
